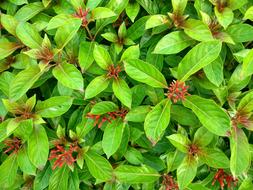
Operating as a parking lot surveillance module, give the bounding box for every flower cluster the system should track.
[107,65,121,80]
[162,174,179,190]
[73,8,90,27]
[232,112,253,129]
[212,169,238,190]
[86,108,128,128]
[4,137,22,154]
[167,80,189,103]
[48,143,78,170]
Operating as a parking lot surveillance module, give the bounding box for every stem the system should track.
[85,25,94,41]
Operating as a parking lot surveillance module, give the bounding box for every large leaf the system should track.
[124,59,167,88]
[112,78,132,108]
[177,40,222,81]
[48,165,70,190]
[16,22,43,49]
[114,165,160,184]
[214,7,233,29]
[17,146,36,175]
[153,31,194,54]
[0,154,18,188]
[52,62,84,90]
[177,156,198,189]
[230,128,251,176]
[93,44,113,70]
[227,23,253,42]
[241,48,253,78]
[54,18,82,50]
[183,95,231,136]
[35,96,73,118]
[28,125,49,169]
[144,99,171,144]
[14,2,44,21]
[102,118,125,158]
[92,7,116,19]
[78,41,95,71]
[10,64,43,101]
[84,150,113,181]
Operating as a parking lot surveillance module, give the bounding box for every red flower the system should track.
[106,65,121,80]
[162,174,179,190]
[73,8,90,27]
[4,137,22,154]
[212,169,238,190]
[167,80,189,103]
[48,144,78,170]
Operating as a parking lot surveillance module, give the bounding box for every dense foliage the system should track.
[1,0,253,189]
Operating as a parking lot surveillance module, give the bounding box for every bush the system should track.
[0,0,253,189]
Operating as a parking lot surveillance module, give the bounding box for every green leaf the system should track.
[0,40,20,60]
[237,91,253,114]
[114,165,160,184]
[183,95,231,136]
[239,178,253,190]
[54,18,82,50]
[112,78,132,108]
[84,150,113,181]
[227,24,253,42]
[167,134,190,153]
[183,19,213,42]
[101,32,118,42]
[87,0,103,10]
[144,99,171,144]
[17,146,36,175]
[28,125,49,169]
[230,128,251,176]
[121,45,140,61]
[36,96,73,118]
[193,127,213,147]
[125,105,151,122]
[10,64,43,101]
[0,154,18,188]
[48,165,70,190]
[199,148,230,168]
[118,22,127,39]
[92,7,116,20]
[78,41,95,71]
[172,0,188,15]
[46,14,70,30]
[6,118,20,136]
[14,2,44,22]
[124,59,167,88]
[0,14,19,36]
[16,22,43,49]
[241,48,253,78]
[228,0,247,10]
[126,2,140,22]
[177,157,198,189]
[33,163,52,190]
[243,6,253,21]
[145,14,168,29]
[127,16,150,40]
[9,0,28,5]
[214,7,233,29]
[124,147,143,165]
[93,44,113,70]
[52,62,84,90]
[102,118,125,158]
[153,31,194,55]
[85,75,110,99]
[90,101,118,115]
[177,40,222,81]
[0,120,9,142]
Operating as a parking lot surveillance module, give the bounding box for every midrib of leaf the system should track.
[180,43,220,81]
[153,99,170,141]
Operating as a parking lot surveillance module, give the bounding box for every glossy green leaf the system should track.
[48,165,69,190]
[167,134,190,153]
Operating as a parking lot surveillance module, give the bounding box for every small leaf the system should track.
[17,146,36,175]
[153,31,194,55]
[93,45,113,70]
[0,40,20,60]
[237,91,253,114]
[112,78,132,108]
[90,101,118,115]
[183,95,231,136]
[126,2,140,22]
[92,7,116,19]
[241,48,253,78]
[144,99,171,144]
[52,62,84,90]
[227,23,253,42]
[121,45,140,61]
[172,0,188,15]
[35,96,73,118]
[85,75,110,99]
[124,59,167,88]
[78,41,95,71]
[125,105,151,122]
[114,165,160,184]
[167,134,190,153]
[214,7,233,29]
[145,14,168,29]
[193,127,214,147]
[243,6,253,21]
[102,118,125,158]
[0,14,19,36]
